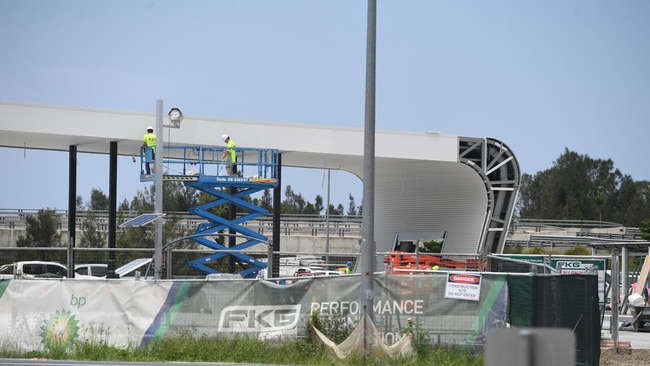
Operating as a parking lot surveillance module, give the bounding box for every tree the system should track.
[314,195,324,215]
[16,209,63,248]
[327,203,344,216]
[118,199,130,212]
[116,225,153,264]
[129,186,155,214]
[564,246,591,256]
[76,195,84,211]
[639,219,650,241]
[594,194,605,222]
[79,211,106,248]
[120,181,200,214]
[523,246,548,255]
[303,202,318,215]
[163,181,200,212]
[16,209,62,248]
[516,148,650,227]
[89,188,110,211]
[259,189,273,212]
[610,179,650,227]
[347,194,357,216]
[281,186,297,214]
[116,182,199,252]
[281,185,308,214]
[419,240,443,253]
[78,211,107,264]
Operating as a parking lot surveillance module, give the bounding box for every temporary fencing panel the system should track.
[0,273,599,364]
[507,274,601,366]
[0,273,508,353]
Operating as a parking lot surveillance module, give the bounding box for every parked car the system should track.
[0,261,68,279]
[75,263,109,278]
[0,258,153,280]
[293,266,342,277]
[74,258,153,279]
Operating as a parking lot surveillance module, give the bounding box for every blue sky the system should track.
[1,1,649,211]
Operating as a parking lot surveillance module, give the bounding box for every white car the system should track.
[75,263,109,277]
[74,258,153,279]
[293,267,342,277]
[0,261,68,279]
[0,258,154,280]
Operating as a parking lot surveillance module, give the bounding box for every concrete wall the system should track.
[280,235,361,254]
[0,228,23,248]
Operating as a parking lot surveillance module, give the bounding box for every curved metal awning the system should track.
[0,101,520,255]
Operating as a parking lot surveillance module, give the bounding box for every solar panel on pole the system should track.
[119,213,165,228]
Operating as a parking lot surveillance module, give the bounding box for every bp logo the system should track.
[40,309,80,352]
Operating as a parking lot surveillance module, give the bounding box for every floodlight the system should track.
[167,108,183,128]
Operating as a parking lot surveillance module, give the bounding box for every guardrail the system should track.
[0,246,483,280]
[3,210,639,244]
[147,145,279,179]
[0,210,363,238]
[512,218,629,230]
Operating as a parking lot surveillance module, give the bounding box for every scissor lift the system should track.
[140,145,279,278]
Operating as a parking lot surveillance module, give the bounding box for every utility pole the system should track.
[361,0,377,327]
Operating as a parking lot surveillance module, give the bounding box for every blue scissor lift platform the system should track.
[139,145,279,278]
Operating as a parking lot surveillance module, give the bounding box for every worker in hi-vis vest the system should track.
[142,126,156,175]
[221,134,238,176]
[345,261,354,274]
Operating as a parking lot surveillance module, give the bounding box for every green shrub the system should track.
[564,245,591,255]
[307,310,355,345]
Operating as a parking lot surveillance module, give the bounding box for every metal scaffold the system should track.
[140,145,279,278]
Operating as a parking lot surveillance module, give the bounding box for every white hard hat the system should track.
[147,126,154,131]
[221,134,229,142]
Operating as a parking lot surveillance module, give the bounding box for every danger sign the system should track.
[444,273,482,301]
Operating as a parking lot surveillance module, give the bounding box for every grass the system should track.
[0,314,484,365]
[3,336,483,366]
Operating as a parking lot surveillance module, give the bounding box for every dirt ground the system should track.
[599,348,650,365]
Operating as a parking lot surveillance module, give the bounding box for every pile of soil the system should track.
[599,348,650,365]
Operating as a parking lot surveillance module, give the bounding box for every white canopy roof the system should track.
[0,101,520,255]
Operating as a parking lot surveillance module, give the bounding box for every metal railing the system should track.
[0,246,485,280]
[0,209,363,238]
[141,145,279,179]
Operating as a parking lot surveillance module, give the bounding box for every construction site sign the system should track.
[444,272,482,301]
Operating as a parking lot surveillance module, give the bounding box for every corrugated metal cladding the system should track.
[373,159,488,257]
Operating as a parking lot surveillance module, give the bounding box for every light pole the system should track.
[154,100,183,280]
[361,0,377,325]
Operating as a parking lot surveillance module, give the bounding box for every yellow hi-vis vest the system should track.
[143,133,157,152]
[226,139,236,162]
